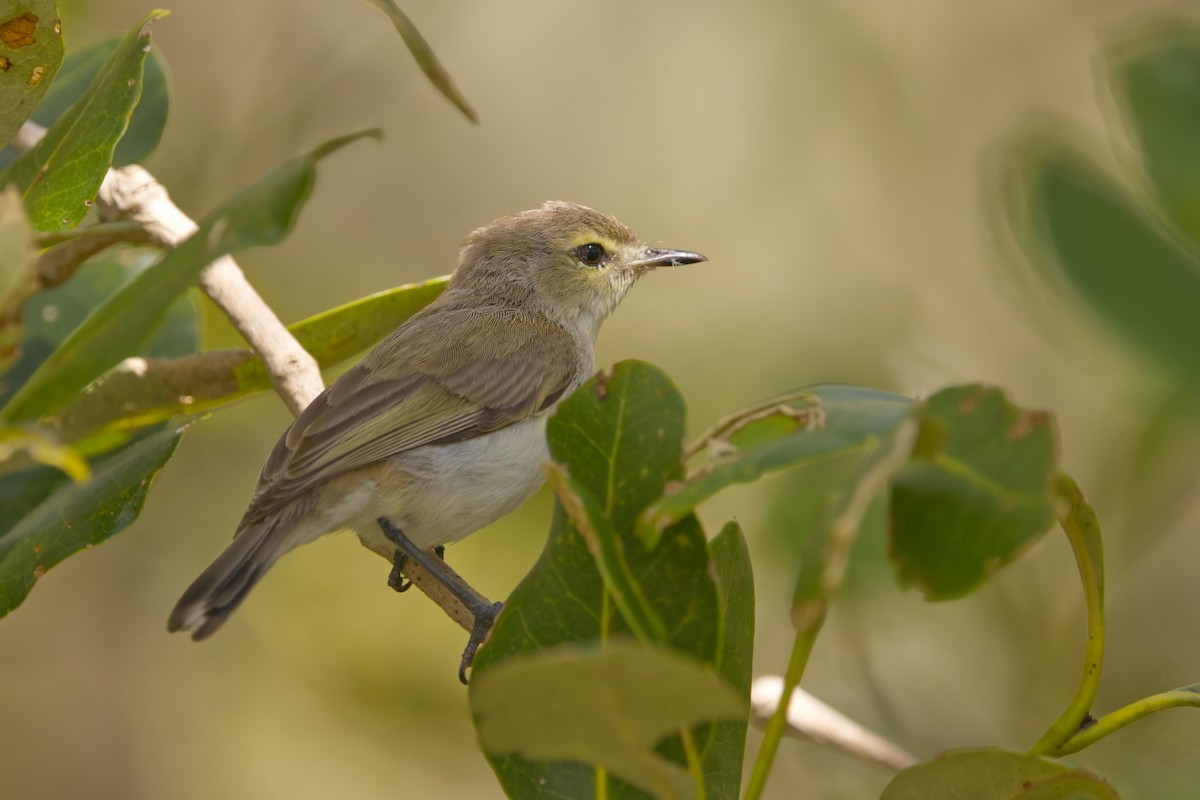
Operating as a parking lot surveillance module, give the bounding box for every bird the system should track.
[167,201,706,662]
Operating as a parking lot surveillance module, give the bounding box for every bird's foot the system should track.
[387,544,446,593]
[388,551,412,592]
[459,601,504,685]
[377,516,499,683]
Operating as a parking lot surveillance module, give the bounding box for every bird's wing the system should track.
[243,307,581,520]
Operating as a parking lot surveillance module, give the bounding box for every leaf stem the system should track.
[1029,472,1106,755]
[742,626,819,800]
[680,726,706,800]
[1051,686,1200,755]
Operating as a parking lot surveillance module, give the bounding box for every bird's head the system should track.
[454,201,706,332]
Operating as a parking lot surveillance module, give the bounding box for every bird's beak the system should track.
[627,247,708,270]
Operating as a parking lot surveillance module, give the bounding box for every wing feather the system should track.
[243,306,580,520]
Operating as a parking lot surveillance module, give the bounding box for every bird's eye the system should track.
[576,242,606,267]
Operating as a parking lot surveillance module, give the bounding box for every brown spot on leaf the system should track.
[592,368,612,400]
[0,12,38,49]
[957,386,991,414]
[1008,410,1048,439]
[0,56,10,71]
[33,565,45,579]
[27,65,43,85]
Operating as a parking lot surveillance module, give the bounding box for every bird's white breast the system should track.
[353,414,552,553]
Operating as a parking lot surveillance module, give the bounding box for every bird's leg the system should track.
[389,545,446,593]
[377,517,503,684]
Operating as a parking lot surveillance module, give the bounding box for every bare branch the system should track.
[750,676,919,773]
[14,121,324,415]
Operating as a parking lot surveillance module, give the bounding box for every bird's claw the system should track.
[459,601,504,684]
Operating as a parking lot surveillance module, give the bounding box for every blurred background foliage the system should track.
[2,1,1200,798]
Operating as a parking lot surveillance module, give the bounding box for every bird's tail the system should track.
[167,517,283,640]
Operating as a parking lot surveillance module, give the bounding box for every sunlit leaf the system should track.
[473,640,745,800]
[0,0,63,148]
[0,10,163,231]
[5,34,170,166]
[882,749,1119,799]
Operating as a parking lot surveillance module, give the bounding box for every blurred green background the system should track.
[4,1,1200,798]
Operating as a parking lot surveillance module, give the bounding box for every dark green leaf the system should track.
[0,10,162,231]
[472,640,745,800]
[639,385,913,547]
[5,34,169,166]
[0,1,63,148]
[0,129,378,422]
[51,276,447,446]
[1011,139,1200,392]
[882,749,1119,799]
[0,420,189,617]
[702,522,754,799]
[889,385,1057,599]
[1110,24,1200,246]
[362,0,478,123]
[472,361,725,800]
[0,247,197,615]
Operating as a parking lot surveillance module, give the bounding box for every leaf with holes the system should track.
[0,0,63,148]
[889,385,1058,599]
[0,10,161,231]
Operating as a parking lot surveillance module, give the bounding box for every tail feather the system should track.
[168,518,281,640]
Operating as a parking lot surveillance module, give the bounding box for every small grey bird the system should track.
[168,201,705,646]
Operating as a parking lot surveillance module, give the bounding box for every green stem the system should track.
[680,726,706,800]
[1051,686,1200,755]
[742,625,819,800]
[34,219,147,248]
[1029,472,1106,755]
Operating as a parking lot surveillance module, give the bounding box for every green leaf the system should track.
[792,414,918,629]
[0,423,86,480]
[5,34,170,166]
[0,420,188,617]
[0,129,378,422]
[544,461,668,642]
[0,1,63,148]
[0,10,163,231]
[1011,139,1200,392]
[1110,24,1200,247]
[889,385,1058,599]
[702,522,754,799]
[882,749,1119,799]
[472,361,726,800]
[472,640,745,800]
[50,276,447,446]
[639,385,913,547]
[0,184,36,373]
[361,0,478,123]
[0,248,197,616]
